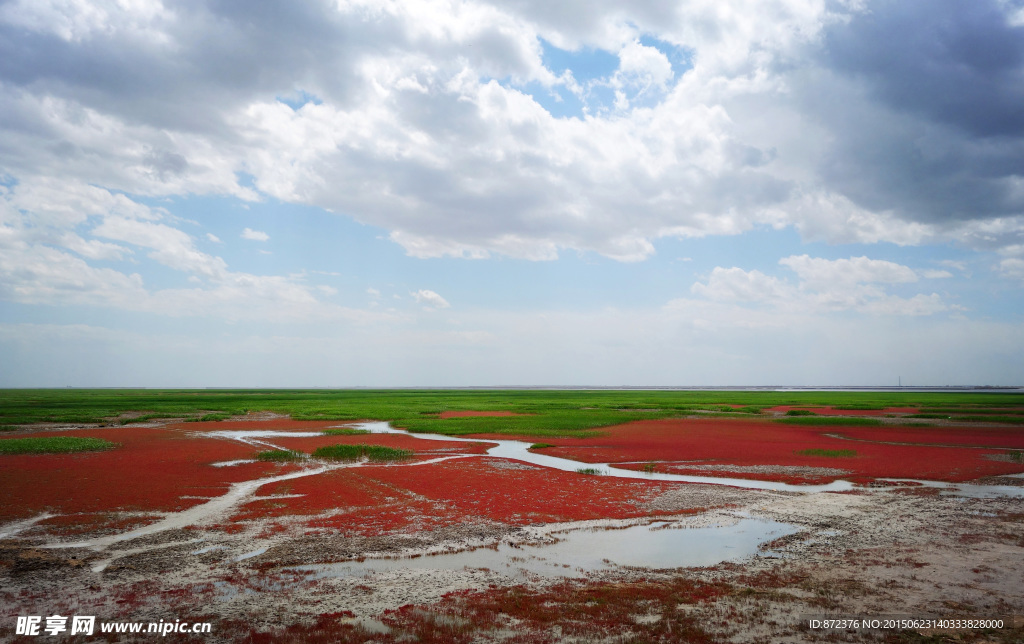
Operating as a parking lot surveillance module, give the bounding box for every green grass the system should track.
[918,407,1024,415]
[2,389,1022,439]
[795,448,857,458]
[785,409,817,416]
[775,417,883,426]
[0,436,118,455]
[184,412,232,422]
[118,413,178,425]
[832,405,887,410]
[575,467,603,475]
[530,443,555,449]
[312,444,413,461]
[256,449,303,461]
[908,413,1024,424]
[949,415,1024,424]
[322,428,371,436]
[1009,451,1023,464]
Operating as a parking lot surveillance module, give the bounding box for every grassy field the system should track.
[256,449,304,461]
[312,444,413,461]
[0,436,118,454]
[1,389,1023,438]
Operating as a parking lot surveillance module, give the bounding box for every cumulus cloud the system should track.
[691,255,951,316]
[241,228,269,242]
[206,233,221,243]
[0,0,1021,263]
[411,289,451,309]
[999,257,1024,281]
[0,180,387,323]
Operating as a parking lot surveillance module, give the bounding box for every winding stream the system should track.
[21,419,1022,575]
[352,421,857,493]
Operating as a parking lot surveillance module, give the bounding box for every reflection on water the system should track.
[294,516,798,580]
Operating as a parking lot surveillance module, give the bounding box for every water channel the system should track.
[28,420,1023,578]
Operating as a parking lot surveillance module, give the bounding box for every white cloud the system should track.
[411,289,451,309]
[5,301,1021,387]
[206,233,221,243]
[366,287,381,297]
[241,228,269,242]
[95,216,229,278]
[691,255,951,316]
[778,255,919,289]
[691,267,795,304]
[998,258,1024,281]
[0,180,398,324]
[1,1,1021,263]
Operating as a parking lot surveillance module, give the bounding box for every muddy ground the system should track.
[3,478,1023,642]
[1,412,1023,643]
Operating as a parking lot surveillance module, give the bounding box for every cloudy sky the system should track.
[1,0,1023,387]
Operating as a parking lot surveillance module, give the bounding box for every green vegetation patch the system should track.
[951,415,1024,424]
[775,417,882,427]
[256,449,303,461]
[530,443,555,449]
[184,413,232,422]
[832,405,887,410]
[3,389,1022,440]
[795,449,857,458]
[119,413,177,425]
[0,436,118,455]
[909,413,1024,424]
[576,467,603,475]
[919,407,1024,415]
[313,444,413,461]
[785,409,817,416]
[1009,451,1023,464]
[322,428,371,436]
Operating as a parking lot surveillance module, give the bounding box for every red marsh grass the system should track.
[0,426,281,525]
[487,418,1024,483]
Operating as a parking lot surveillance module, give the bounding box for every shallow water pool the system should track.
[294,516,797,580]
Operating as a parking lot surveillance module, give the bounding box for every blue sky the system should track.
[0,0,1022,386]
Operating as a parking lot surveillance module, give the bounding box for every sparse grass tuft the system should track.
[795,448,857,458]
[119,413,182,425]
[313,444,413,461]
[785,409,817,416]
[908,413,1024,424]
[576,467,602,475]
[322,427,370,436]
[0,436,118,454]
[530,443,555,449]
[0,425,17,432]
[775,417,882,426]
[642,462,657,473]
[256,449,303,461]
[833,405,886,410]
[1009,450,1023,464]
[185,412,231,422]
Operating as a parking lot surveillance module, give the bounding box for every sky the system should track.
[1,0,1023,387]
